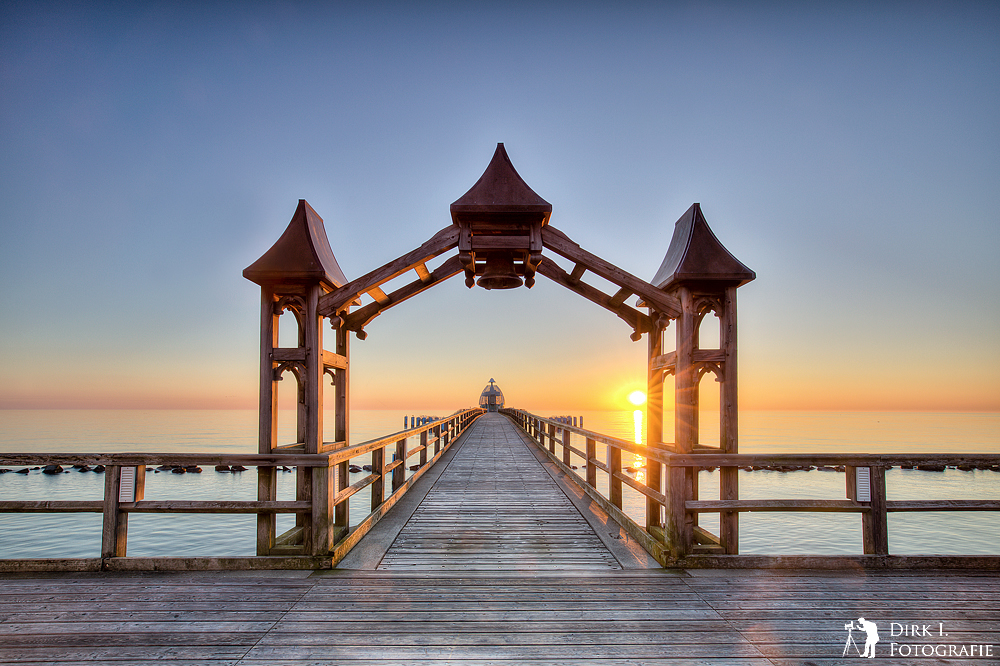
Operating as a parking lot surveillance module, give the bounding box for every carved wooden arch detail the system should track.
[274,361,306,403]
[315,225,682,341]
[273,295,307,347]
[697,362,724,384]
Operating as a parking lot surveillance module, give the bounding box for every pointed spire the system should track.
[451,143,551,226]
[651,203,755,291]
[243,200,349,288]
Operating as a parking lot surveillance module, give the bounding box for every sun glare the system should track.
[627,390,646,406]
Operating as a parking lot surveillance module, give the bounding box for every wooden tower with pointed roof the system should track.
[451,143,551,289]
[243,199,352,556]
[646,203,755,557]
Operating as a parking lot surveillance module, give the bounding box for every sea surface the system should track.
[0,409,997,559]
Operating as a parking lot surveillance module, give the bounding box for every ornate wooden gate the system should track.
[243,144,754,557]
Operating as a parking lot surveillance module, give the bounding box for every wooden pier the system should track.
[2,415,998,664]
[3,147,999,662]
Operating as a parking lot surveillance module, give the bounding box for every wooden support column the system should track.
[667,287,697,559]
[303,284,330,555]
[333,322,350,540]
[646,318,665,534]
[719,285,739,553]
[256,289,279,555]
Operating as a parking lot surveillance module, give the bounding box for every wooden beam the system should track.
[470,236,531,249]
[367,286,390,305]
[120,501,312,513]
[608,287,633,309]
[272,347,306,362]
[569,263,587,281]
[687,499,869,512]
[542,226,682,318]
[414,263,432,283]
[321,350,348,370]
[0,501,103,512]
[651,351,676,373]
[536,259,652,334]
[318,226,459,316]
[341,255,464,331]
[886,500,1000,511]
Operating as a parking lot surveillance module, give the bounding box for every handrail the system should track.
[0,407,485,569]
[501,408,1000,566]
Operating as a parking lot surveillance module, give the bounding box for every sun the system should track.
[627,390,646,406]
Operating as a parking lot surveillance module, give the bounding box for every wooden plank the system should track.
[0,452,333,467]
[886,499,1000,511]
[121,501,311,513]
[0,501,104,512]
[686,499,869,512]
[377,414,621,572]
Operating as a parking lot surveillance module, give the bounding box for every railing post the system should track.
[562,427,571,467]
[101,465,124,558]
[586,438,597,488]
[312,460,335,554]
[609,445,623,510]
[371,446,385,512]
[548,423,556,454]
[393,437,406,491]
[424,428,432,464]
[869,466,889,555]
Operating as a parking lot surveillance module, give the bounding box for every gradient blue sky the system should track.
[1,1,998,412]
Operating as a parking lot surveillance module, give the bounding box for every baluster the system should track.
[371,446,384,512]
[609,445,623,509]
[586,438,597,488]
[562,427,571,467]
[393,437,406,491]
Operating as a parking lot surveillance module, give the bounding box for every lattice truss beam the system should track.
[316,225,681,340]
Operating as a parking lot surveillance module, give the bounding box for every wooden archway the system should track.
[243,144,754,557]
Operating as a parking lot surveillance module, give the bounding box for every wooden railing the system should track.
[0,408,483,571]
[502,408,1000,567]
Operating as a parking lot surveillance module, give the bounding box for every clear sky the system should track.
[1,1,998,413]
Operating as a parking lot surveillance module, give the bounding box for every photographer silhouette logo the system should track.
[844,618,880,658]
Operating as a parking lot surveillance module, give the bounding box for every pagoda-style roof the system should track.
[450,143,552,227]
[651,203,755,290]
[243,199,349,288]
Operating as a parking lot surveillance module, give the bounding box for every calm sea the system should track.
[1,409,997,559]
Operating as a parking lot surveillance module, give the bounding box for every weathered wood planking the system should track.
[377,413,621,571]
[1,569,996,664]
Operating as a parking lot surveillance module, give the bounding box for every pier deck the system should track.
[377,412,621,571]
[1,568,997,664]
[1,414,997,664]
